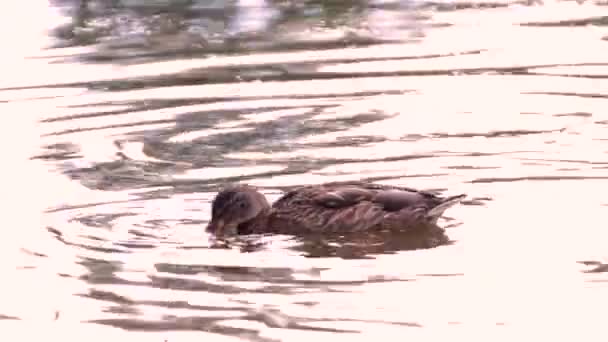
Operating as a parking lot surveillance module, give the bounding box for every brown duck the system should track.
[205,181,465,237]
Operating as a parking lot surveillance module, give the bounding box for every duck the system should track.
[205,181,466,237]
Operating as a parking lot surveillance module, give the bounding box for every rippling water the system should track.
[2,0,608,340]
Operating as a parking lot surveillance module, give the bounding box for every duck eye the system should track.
[239,202,247,208]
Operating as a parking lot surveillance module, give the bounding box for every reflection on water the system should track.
[2,0,608,340]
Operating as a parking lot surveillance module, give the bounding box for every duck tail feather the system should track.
[426,194,466,219]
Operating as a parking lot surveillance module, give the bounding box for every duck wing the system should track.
[310,181,454,212]
[268,188,388,233]
[267,182,465,234]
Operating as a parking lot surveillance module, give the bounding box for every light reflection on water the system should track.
[1,0,608,340]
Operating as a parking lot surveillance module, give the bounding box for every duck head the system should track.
[206,185,270,236]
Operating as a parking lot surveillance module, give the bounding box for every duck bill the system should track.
[206,219,237,236]
[206,219,224,235]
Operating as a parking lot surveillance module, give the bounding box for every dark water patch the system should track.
[47,214,180,256]
[31,142,81,161]
[156,262,325,280]
[5,62,598,93]
[84,289,245,313]
[114,241,157,249]
[77,64,559,89]
[17,266,37,270]
[88,302,420,334]
[55,28,404,64]
[131,104,337,152]
[148,273,408,293]
[80,289,250,317]
[471,175,608,183]
[420,128,566,139]
[461,197,492,206]
[104,305,140,315]
[54,147,518,200]
[516,157,608,166]
[43,104,436,193]
[77,257,132,285]
[43,118,177,137]
[42,90,405,123]
[417,273,464,277]
[59,157,189,191]
[155,262,409,286]
[81,288,135,305]
[71,212,138,229]
[106,108,391,168]
[47,227,129,254]
[89,34,404,64]
[128,228,164,240]
[132,219,190,230]
[402,132,565,143]
[459,151,538,157]
[525,62,608,79]
[307,134,389,148]
[20,248,48,258]
[521,16,608,27]
[75,254,409,295]
[419,1,512,11]
[89,314,357,335]
[113,161,445,199]
[553,112,593,118]
[64,164,288,192]
[294,301,318,307]
[0,314,19,320]
[521,161,551,167]
[444,165,500,170]
[47,0,421,66]
[244,305,424,329]
[73,49,484,90]
[578,261,608,273]
[149,275,303,295]
[528,73,608,79]
[46,200,137,213]
[88,316,284,338]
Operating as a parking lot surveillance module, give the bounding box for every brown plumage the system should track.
[205,181,466,237]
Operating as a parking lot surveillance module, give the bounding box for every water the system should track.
[2,0,608,340]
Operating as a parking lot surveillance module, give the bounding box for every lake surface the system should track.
[2,0,608,340]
